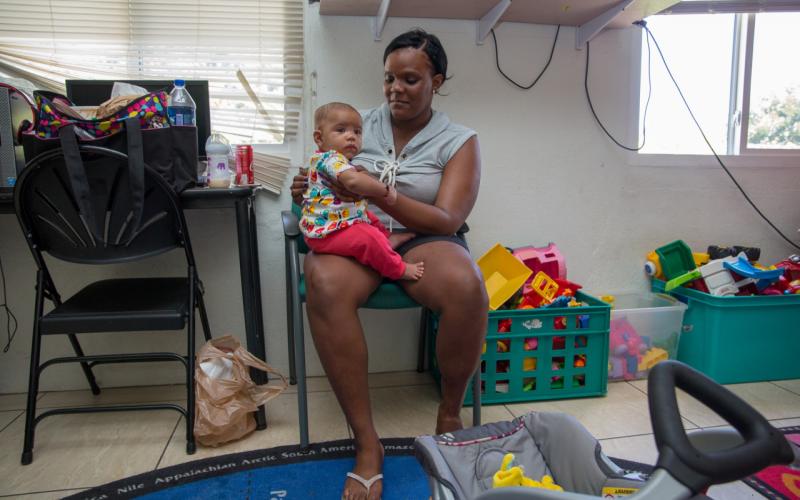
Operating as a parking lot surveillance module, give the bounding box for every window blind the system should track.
[0,0,303,144]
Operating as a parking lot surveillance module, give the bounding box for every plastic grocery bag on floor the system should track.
[194,335,287,447]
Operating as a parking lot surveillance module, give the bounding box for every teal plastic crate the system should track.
[429,291,610,405]
[652,279,800,383]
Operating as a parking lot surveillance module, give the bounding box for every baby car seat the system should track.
[415,361,796,500]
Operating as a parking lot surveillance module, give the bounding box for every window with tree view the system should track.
[639,11,799,155]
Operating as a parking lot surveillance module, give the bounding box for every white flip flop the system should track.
[344,471,384,499]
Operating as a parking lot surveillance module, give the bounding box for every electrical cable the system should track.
[640,23,800,251]
[0,256,18,353]
[490,25,560,90]
[584,26,652,151]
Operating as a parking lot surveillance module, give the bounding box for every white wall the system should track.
[0,4,797,393]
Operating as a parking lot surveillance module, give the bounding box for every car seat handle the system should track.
[648,360,793,493]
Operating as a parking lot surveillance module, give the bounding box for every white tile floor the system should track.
[0,372,798,499]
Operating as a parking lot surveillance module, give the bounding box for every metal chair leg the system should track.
[186,271,197,455]
[288,247,309,448]
[22,271,46,465]
[21,334,41,465]
[66,334,101,395]
[286,246,297,386]
[472,370,481,427]
[196,288,212,342]
[417,308,429,373]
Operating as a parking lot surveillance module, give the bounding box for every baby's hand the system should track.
[328,174,363,202]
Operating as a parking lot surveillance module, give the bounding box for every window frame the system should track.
[629,6,800,166]
[738,13,800,156]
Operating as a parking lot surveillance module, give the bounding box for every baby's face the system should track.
[315,108,363,160]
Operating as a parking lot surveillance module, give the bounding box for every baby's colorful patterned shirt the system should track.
[300,150,370,239]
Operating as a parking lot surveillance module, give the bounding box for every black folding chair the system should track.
[14,132,210,465]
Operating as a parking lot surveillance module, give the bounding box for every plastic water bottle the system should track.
[205,132,231,188]
[167,79,196,126]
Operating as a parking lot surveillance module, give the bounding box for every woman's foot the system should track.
[388,232,415,249]
[401,261,424,280]
[436,404,464,435]
[343,437,384,500]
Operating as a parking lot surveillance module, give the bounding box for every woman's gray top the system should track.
[351,103,476,230]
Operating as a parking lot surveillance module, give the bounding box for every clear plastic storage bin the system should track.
[607,293,687,381]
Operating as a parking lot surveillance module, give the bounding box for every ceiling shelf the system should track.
[319,0,680,47]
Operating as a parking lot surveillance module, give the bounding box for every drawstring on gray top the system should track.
[374,159,400,232]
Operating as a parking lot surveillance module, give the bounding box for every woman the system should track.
[291,29,488,500]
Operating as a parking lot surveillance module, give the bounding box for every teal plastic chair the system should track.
[282,206,481,447]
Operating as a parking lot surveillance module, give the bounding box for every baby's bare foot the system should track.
[388,232,415,249]
[402,261,424,280]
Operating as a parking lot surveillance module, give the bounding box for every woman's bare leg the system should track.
[400,241,488,434]
[304,252,383,500]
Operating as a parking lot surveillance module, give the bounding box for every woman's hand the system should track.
[290,168,308,206]
[292,166,367,205]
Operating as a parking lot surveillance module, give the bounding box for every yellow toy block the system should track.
[530,271,559,304]
[638,347,669,372]
[694,252,710,267]
[477,244,533,310]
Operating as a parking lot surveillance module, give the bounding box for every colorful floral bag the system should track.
[32,92,169,139]
[21,92,197,193]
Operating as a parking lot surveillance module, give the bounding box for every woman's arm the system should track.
[370,136,481,235]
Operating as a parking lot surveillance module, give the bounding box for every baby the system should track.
[300,102,424,281]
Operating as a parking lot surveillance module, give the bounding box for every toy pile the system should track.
[476,242,592,392]
[477,242,586,312]
[645,240,800,296]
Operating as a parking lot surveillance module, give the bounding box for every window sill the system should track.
[627,152,800,168]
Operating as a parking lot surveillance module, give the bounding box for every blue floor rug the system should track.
[65,438,429,500]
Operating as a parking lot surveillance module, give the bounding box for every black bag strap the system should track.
[58,124,102,243]
[124,117,145,244]
[57,117,146,245]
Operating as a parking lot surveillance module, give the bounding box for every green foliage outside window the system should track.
[749,87,800,148]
